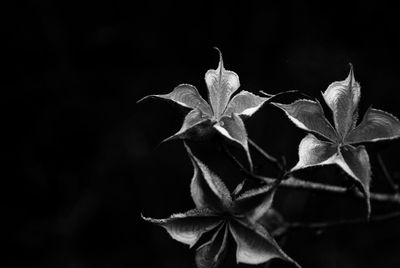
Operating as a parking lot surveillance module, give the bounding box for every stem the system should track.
[248,138,284,171]
[377,153,399,193]
[261,176,400,205]
[287,211,400,230]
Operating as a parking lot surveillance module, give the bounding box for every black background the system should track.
[4,1,400,267]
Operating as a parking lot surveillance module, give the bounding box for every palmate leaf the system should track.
[138,49,275,170]
[275,64,400,216]
[143,143,299,267]
[292,134,372,215]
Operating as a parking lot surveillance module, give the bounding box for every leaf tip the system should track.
[136,95,152,104]
[213,46,224,71]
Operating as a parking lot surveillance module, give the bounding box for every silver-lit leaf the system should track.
[195,225,228,268]
[291,134,339,172]
[142,208,221,247]
[322,64,361,138]
[224,90,269,117]
[139,84,213,116]
[345,107,400,144]
[185,143,233,211]
[273,99,338,142]
[205,49,240,118]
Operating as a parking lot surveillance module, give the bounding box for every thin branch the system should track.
[377,153,399,193]
[248,138,284,171]
[287,210,400,230]
[262,176,400,205]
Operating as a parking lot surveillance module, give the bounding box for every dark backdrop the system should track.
[4,1,400,267]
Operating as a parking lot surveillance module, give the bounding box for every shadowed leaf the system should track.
[322,64,360,138]
[214,114,253,171]
[234,185,276,223]
[229,219,300,267]
[273,99,338,142]
[346,107,400,144]
[142,209,221,247]
[336,145,371,216]
[162,109,213,143]
[185,143,233,210]
[195,225,228,268]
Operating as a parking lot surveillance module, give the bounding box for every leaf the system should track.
[291,134,339,172]
[142,208,221,247]
[224,90,269,117]
[233,185,276,223]
[162,109,213,143]
[138,84,213,116]
[195,225,228,268]
[214,113,253,171]
[345,107,400,144]
[272,99,338,142]
[322,64,361,138]
[205,48,240,118]
[229,219,300,267]
[335,145,372,217]
[185,143,233,211]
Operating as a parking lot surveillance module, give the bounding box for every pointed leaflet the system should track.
[345,107,400,144]
[323,64,361,138]
[185,143,233,211]
[142,208,221,247]
[291,134,339,172]
[233,185,276,224]
[138,84,213,116]
[195,225,228,268]
[336,145,371,216]
[205,48,240,118]
[214,113,253,171]
[224,90,269,117]
[229,219,300,267]
[162,109,213,143]
[273,99,338,142]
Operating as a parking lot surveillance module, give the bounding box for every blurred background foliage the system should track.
[3,0,400,267]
